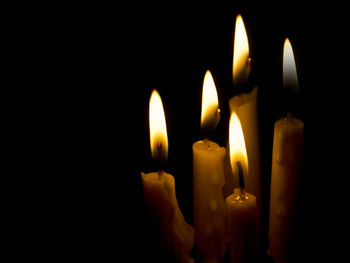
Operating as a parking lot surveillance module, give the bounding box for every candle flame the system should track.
[233,14,250,85]
[201,70,220,133]
[283,38,298,94]
[229,112,248,176]
[149,90,168,161]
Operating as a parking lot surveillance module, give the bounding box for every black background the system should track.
[9,2,348,262]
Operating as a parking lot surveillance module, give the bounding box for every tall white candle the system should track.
[268,38,304,262]
[193,70,227,262]
[142,90,194,263]
[268,113,303,262]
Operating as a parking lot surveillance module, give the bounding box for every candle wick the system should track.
[286,111,293,119]
[203,137,210,149]
[157,170,163,180]
[236,161,246,199]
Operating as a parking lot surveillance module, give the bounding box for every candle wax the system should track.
[193,140,227,262]
[268,113,304,262]
[142,171,195,263]
[226,189,258,263]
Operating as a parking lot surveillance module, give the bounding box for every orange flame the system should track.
[233,14,250,85]
[149,90,168,161]
[229,112,248,175]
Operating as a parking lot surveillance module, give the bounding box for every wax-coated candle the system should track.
[142,90,194,263]
[193,70,227,262]
[268,38,304,262]
[193,140,226,262]
[142,171,195,263]
[268,113,304,262]
[226,112,259,263]
[226,190,258,263]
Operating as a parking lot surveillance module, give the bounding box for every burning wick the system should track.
[156,142,164,178]
[203,137,210,149]
[247,57,252,64]
[203,108,220,149]
[236,161,246,200]
[202,107,220,147]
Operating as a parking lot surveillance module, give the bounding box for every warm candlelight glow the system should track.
[149,89,168,161]
[233,14,250,85]
[201,70,220,133]
[283,38,298,93]
[229,112,248,175]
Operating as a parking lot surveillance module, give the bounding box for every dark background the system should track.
[9,2,348,262]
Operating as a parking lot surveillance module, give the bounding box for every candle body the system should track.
[226,87,261,227]
[193,140,227,262]
[268,114,304,262]
[141,171,195,263]
[226,189,258,263]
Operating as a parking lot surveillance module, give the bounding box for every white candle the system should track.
[142,90,194,263]
[193,70,227,262]
[226,112,259,263]
[226,190,258,263]
[268,38,304,262]
[142,171,195,263]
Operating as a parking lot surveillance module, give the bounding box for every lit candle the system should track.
[226,112,258,263]
[268,38,304,262]
[142,90,195,263]
[224,14,261,233]
[193,70,227,262]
